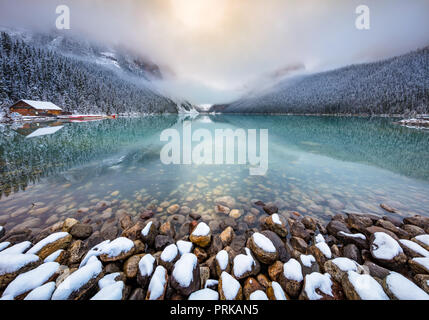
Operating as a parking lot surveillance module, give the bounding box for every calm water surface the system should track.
[1,115,429,234]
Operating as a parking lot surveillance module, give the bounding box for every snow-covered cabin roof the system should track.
[19,100,62,111]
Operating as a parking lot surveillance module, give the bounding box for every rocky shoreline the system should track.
[1,200,429,300]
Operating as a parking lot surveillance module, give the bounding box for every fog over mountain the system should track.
[1,0,429,104]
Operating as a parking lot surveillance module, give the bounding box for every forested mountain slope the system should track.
[0,30,179,114]
[217,47,429,115]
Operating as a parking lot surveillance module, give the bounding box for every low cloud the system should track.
[1,0,429,104]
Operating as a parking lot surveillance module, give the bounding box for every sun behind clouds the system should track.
[169,0,229,32]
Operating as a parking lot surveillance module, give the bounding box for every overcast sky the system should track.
[1,0,429,104]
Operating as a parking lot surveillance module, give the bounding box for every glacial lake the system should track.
[1,115,429,236]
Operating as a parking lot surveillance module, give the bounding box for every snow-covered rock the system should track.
[91,281,125,300]
[176,240,193,256]
[0,241,32,256]
[299,254,319,275]
[0,242,11,252]
[215,250,230,276]
[232,248,258,279]
[24,282,56,300]
[249,290,269,300]
[0,254,41,289]
[413,234,429,251]
[189,222,211,248]
[409,257,429,274]
[204,279,218,290]
[171,253,200,296]
[44,249,65,263]
[324,257,366,283]
[188,288,219,300]
[264,214,288,238]
[137,254,156,288]
[399,239,429,258]
[315,242,332,259]
[383,272,429,300]
[99,237,135,262]
[98,272,121,289]
[141,221,158,246]
[52,256,103,300]
[27,232,72,259]
[248,232,278,264]
[79,240,111,268]
[159,244,179,270]
[300,273,340,300]
[370,232,407,269]
[342,271,389,300]
[146,266,168,300]
[278,258,303,298]
[219,272,242,300]
[337,231,368,249]
[267,281,288,300]
[2,262,60,299]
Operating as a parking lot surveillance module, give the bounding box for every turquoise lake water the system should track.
[0,115,428,233]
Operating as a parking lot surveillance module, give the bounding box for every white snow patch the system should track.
[205,279,218,288]
[216,250,229,271]
[271,281,287,300]
[189,288,219,300]
[44,249,64,262]
[24,282,56,300]
[252,233,276,253]
[98,272,121,289]
[283,258,303,282]
[233,251,255,278]
[177,240,193,255]
[249,290,269,300]
[338,231,366,240]
[304,273,333,300]
[102,237,134,258]
[221,272,241,300]
[141,221,153,237]
[192,222,210,236]
[80,240,111,268]
[415,234,429,246]
[52,257,102,300]
[400,239,429,257]
[147,266,167,300]
[0,295,14,300]
[0,242,11,252]
[300,254,316,267]
[0,241,32,255]
[272,214,282,225]
[91,281,124,300]
[385,272,429,300]
[412,257,429,270]
[2,262,59,298]
[138,254,156,277]
[316,242,332,259]
[172,253,197,287]
[332,257,358,272]
[0,254,40,275]
[161,244,178,262]
[371,232,403,260]
[315,234,325,243]
[27,232,70,255]
[347,271,389,300]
